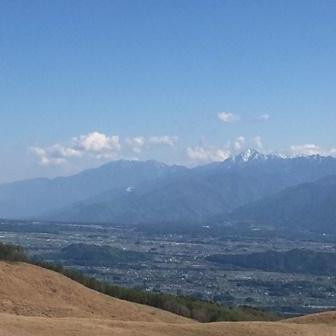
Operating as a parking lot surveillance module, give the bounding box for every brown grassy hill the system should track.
[1,315,336,336]
[0,261,190,323]
[0,261,336,336]
[287,310,336,326]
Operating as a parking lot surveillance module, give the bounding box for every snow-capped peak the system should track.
[230,149,285,163]
[240,148,260,161]
[126,186,134,192]
[232,149,263,162]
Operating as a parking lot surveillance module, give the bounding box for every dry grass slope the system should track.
[0,261,190,323]
[0,261,336,336]
[287,311,336,326]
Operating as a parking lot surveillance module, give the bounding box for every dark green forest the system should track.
[207,249,336,276]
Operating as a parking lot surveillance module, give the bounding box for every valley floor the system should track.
[2,221,336,315]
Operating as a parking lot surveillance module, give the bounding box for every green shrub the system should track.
[0,242,27,262]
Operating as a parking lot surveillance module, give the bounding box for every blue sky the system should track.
[1,0,336,183]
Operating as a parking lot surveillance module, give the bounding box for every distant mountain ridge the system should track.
[1,150,336,231]
[0,160,186,218]
[230,175,336,233]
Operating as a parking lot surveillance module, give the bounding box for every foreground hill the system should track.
[1,316,335,336]
[288,311,336,325]
[0,261,336,336]
[0,261,188,323]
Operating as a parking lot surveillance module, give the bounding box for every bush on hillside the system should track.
[0,242,27,262]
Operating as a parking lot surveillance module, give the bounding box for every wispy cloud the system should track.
[126,136,146,154]
[255,114,270,121]
[126,135,178,153]
[217,112,270,123]
[233,136,245,151]
[30,132,178,166]
[217,112,240,123]
[289,144,336,157]
[30,132,121,165]
[148,136,178,146]
[30,146,74,166]
[252,136,263,149]
[186,146,231,163]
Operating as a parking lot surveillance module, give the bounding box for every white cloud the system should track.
[148,136,178,146]
[233,136,245,151]
[252,136,263,149]
[31,132,121,166]
[290,144,322,156]
[289,144,336,157]
[186,146,231,163]
[217,112,271,123]
[218,112,239,123]
[30,145,79,166]
[31,132,179,166]
[126,135,178,153]
[256,114,270,121]
[330,148,336,156]
[30,147,60,166]
[126,136,146,153]
[73,132,121,153]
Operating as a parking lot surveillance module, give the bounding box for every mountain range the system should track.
[0,160,185,218]
[1,149,336,232]
[230,175,336,233]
